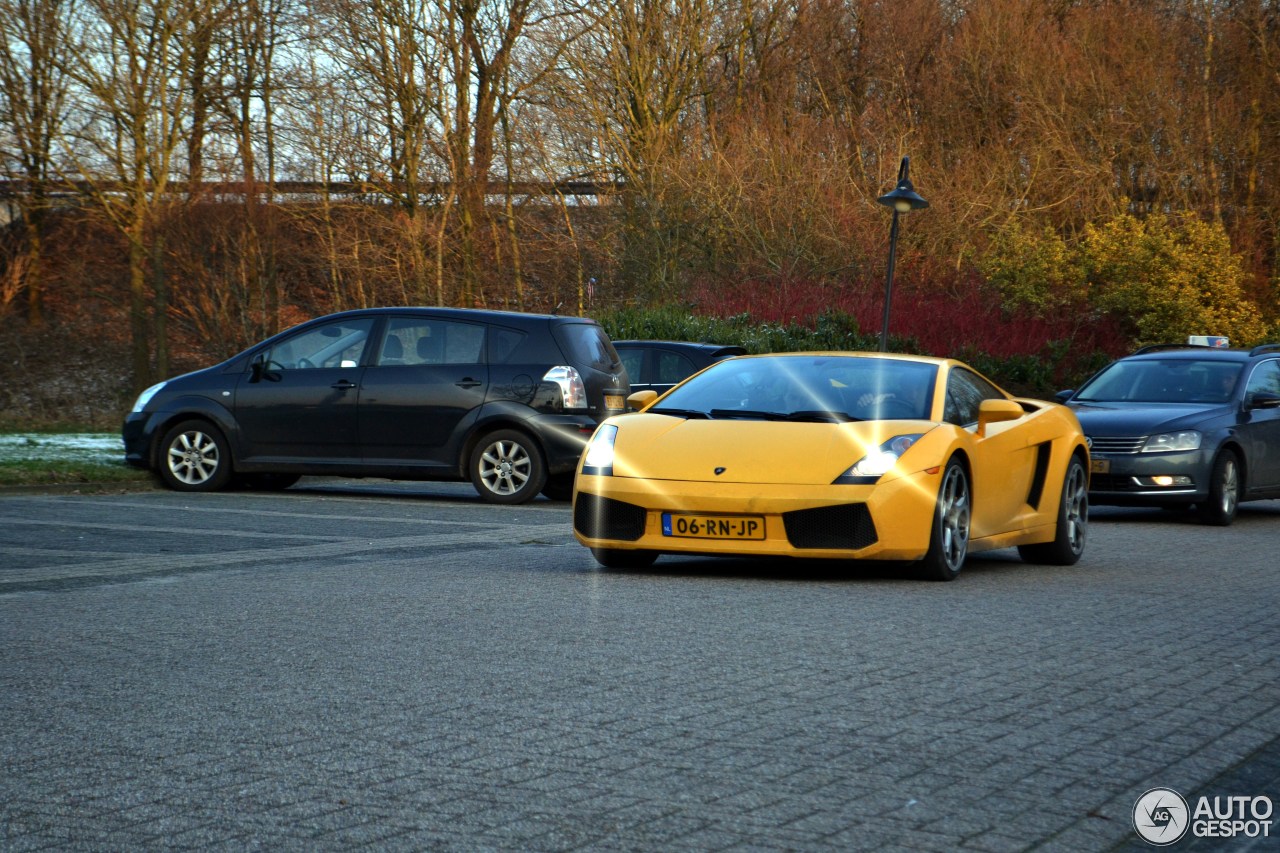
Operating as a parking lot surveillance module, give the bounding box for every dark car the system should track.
[612,340,747,396]
[123,308,630,504]
[1058,342,1280,524]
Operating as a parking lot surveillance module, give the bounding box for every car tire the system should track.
[540,472,575,502]
[591,548,658,569]
[918,458,970,582]
[236,473,301,491]
[1197,449,1241,527]
[158,420,233,492]
[469,429,546,505]
[1018,455,1088,566]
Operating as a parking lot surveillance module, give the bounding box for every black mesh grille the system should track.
[783,503,877,550]
[574,493,647,541]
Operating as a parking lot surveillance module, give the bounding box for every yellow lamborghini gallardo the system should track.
[572,352,1090,580]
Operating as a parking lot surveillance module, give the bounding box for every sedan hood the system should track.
[1068,402,1231,435]
[612,414,936,484]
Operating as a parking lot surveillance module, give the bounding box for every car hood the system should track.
[611,415,937,484]
[1067,402,1231,435]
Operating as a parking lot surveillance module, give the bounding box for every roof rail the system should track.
[1132,343,1201,355]
[1249,343,1280,357]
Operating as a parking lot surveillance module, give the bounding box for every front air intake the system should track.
[574,493,647,541]
[782,503,878,550]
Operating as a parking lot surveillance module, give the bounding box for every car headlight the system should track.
[131,381,167,413]
[837,434,923,482]
[1140,431,1201,452]
[582,424,618,475]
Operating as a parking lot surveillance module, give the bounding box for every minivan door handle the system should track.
[331,380,357,390]
[455,378,483,389]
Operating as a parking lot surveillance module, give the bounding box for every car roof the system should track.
[1120,343,1280,363]
[314,306,599,327]
[613,340,747,354]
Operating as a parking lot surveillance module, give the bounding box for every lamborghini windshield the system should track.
[1075,359,1241,404]
[651,355,938,421]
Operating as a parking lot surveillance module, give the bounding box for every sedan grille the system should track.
[783,503,878,550]
[1089,474,1141,492]
[574,494,647,541]
[1087,436,1146,454]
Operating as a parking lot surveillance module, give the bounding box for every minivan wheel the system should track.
[469,429,546,504]
[158,420,232,492]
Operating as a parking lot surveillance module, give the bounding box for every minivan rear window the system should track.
[554,323,620,372]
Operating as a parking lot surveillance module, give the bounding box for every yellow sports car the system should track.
[572,352,1090,580]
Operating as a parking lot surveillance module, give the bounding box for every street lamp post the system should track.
[875,157,929,352]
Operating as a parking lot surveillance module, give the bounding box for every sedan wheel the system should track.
[919,459,970,581]
[469,429,546,504]
[158,420,232,492]
[1197,450,1240,526]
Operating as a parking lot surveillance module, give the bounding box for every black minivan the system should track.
[123,308,630,503]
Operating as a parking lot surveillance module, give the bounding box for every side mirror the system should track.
[1054,390,1074,403]
[1246,391,1280,411]
[249,355,266,383]
[627,390,659,411]
[977,399,1024,436]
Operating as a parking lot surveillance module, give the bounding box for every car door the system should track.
[651,348,698,396]
[945,367,1039,538]
[233,317,374,462]
[1240,358,1280,490]
[358,316,489,465]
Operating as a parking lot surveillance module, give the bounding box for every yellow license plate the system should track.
[662,513,765,540]
[1091,458,1110,474]
[605,394,625,409]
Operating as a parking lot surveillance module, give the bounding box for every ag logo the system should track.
[1133,787,1190,845]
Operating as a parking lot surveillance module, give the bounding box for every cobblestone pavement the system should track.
[1,482,1278,851]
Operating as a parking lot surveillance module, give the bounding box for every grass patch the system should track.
[0,459,152,486]
[0,433,151,486]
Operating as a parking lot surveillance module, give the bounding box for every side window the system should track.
[944,368,1003,426]
[380,318,484,366]
[1245,360,1280,397]
[489,327,527,364]
[618,349,646,384]
[655,351,696,384]
[268,318,374,369]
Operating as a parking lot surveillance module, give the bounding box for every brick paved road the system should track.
[1,482,1277,851]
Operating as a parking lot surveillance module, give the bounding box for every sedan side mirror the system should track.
[1245,391,1280,411]
[1054,390,1074,403]
[977,399,1025,436]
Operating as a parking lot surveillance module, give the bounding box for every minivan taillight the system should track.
[543,365,587,409]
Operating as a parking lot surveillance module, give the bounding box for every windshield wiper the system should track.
[708,408,786,420]
[784,410,860,423]
[648,407,711,419]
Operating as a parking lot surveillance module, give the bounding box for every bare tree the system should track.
[0,0,79,323]
[64,0,203,391]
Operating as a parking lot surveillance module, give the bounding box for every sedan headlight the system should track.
[582,424,618,475]
[131,381,167,413]
[837,434,923,482]
[1140,431,1201,452]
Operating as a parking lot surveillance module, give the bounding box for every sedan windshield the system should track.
[651,355,938,421]
[1075,359,1241,403]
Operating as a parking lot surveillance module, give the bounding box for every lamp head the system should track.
[877,181,929,213]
